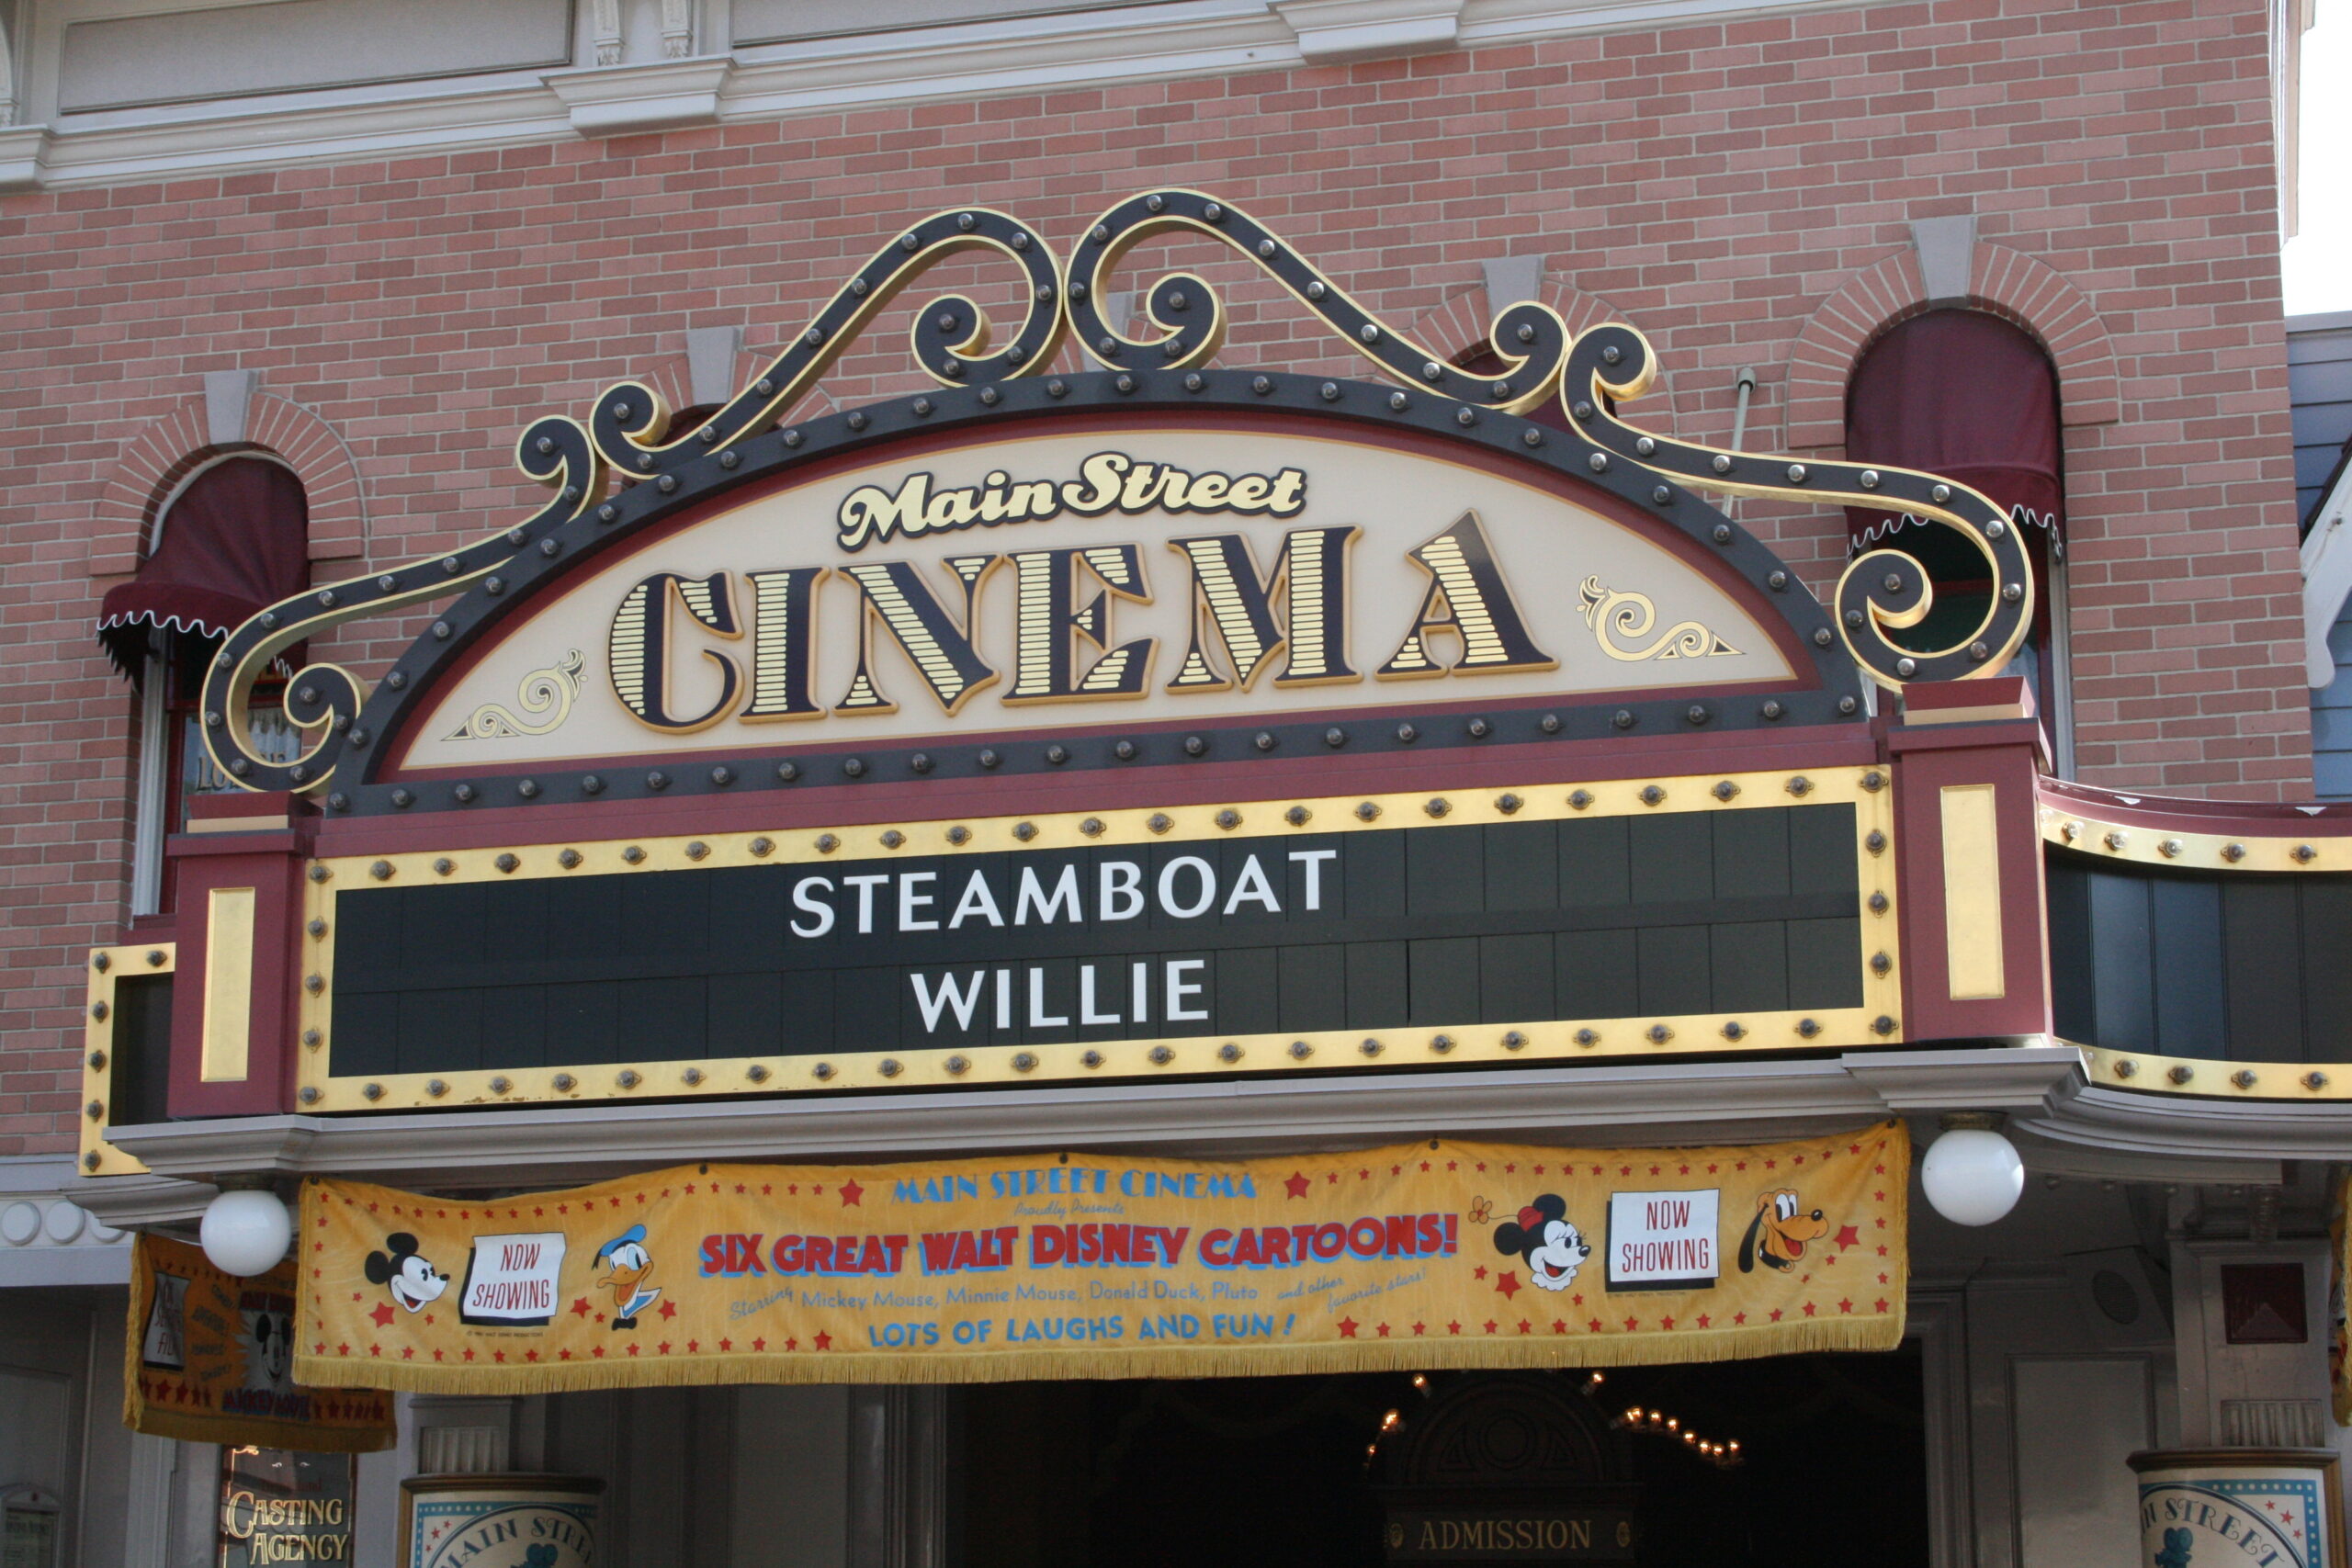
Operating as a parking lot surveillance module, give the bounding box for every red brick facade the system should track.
[0,0,2308,1152]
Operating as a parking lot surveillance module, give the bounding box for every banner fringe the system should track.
[295,1307,1903,1396]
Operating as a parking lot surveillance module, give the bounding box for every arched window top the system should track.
[1845,310,2063,552]
[97,456,309,676]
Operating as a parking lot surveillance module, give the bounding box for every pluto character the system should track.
[1493,1194,1591,1292]
[597,1224,662,1329]
[1737,1190,1830,1273]
[363,1233,448,1313]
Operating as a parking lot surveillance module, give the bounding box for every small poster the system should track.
[125,1233,395,1453]
[2134,1449,2348,1568]
[218,1450,355,1567]
[1605,1190,1721,1292]
[401,1477,599,1568]
[458,1234,568,1327]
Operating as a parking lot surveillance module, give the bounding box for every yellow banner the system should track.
[296,1124,1907,1393]
[127,1233,395,1451]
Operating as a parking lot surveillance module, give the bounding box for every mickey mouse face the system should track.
[363,1233,447,1313]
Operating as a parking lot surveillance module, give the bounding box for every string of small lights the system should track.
[1361,1370,1744,1470]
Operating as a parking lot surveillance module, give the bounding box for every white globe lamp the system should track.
[1920,1113,2024,1227]
[200,1181,292,1277]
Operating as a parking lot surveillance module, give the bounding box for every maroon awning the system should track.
[98,457,309,677]
[1844,310,2063,554]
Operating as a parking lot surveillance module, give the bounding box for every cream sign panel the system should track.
[401,429,1792,770]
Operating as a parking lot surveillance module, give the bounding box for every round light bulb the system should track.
[1921,1124,2024,1226]
[200,1187,292,1277]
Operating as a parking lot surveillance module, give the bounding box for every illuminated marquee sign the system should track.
[164,188,2039,1116]
[298,766,1896,1111]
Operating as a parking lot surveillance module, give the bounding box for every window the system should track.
[1844,310,2071,769]
[98,456,309,915]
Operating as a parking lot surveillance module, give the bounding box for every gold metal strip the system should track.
[2039,804,2345,873]
[2082,1043,2352,1100]
[297,768,1901,1112]
[1939,784,2005,1000]
[78,943,175,1177]
[200,887,256,1083]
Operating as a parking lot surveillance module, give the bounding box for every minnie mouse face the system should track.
[1493,1194,1590,1292]
[363,1233,447,1314]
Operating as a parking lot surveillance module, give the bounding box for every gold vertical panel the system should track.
[200,886,256,1082]
[1939,784,2006,1000]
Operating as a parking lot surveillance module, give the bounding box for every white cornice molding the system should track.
[10,0,1879,191]
[545,55,733,137]
[1273,0,1465,63]
[78,1048,2086,1228]
[0,123,51,192]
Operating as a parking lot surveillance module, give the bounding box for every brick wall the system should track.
[0,0,2306,1150]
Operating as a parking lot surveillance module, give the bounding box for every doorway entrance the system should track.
[960,1348,1928,1566]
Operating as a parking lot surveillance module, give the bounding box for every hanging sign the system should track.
[295,1124,1906,1392]
[126,1233,396,1451]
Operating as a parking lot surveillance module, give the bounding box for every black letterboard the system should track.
[327,807,1862,1077]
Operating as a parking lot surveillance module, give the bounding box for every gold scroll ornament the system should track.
[297,1124,1908,1393]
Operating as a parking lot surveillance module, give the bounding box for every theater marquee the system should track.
[96,187,2041,1131]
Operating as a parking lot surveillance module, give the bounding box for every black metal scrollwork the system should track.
[589,207,1067,482]
[197,417,603,793]
[1065,188,1569,415]
[1557,322,2035,692]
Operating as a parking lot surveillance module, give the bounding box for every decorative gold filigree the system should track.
[447,649,583,739]
[1577,577,1741,661]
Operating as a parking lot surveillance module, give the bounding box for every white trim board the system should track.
[4,0,1879,190]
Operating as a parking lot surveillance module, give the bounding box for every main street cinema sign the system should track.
[151,189,2035,1120]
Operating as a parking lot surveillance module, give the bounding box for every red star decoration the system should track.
[1661,1315,1676,1330]
[1446,1161,1456,1172]
[752,1337,766,1352]
[1338,1317,1359,1338]
[719,1338,733,1352]
[1697,1314,1711,1328]
[368,1344,381,1358]
[785,1337,799,1351]
[687,1341,699,1354]
[1411,1322,1426,1336]
[1734,1312,1747,1325]
[1284,1171,1311,1199]
[1838,1299,1853,1314]
[571,1299,593,1317]
[658,1300,678,1319]
[461,1347,476,1361]
[1482,1320,1498,1334]
[627,1343,640,1356]
[593,1346,605,1359]
[1836,1225,1860,1250]
[526,1350,540,1362]
[839,1178,865,1207]
[1376,1323,1391,1337]
[401,1347,415,1360]
[1767,1310,1781,1323]
[658,1343,672,1355]
[1495,1271,1521,1299]
[1391,1165,1402,1176]
[350,1292,362,1303]
[1419,1161,1430,1172]
[1875,1299,1890,1314]
[1623,1316,1639,1331]
[1326,1172,1339,1185]
[1447,1321,1462,1335]
[1473,1265,1487,1280]
[1516,1319,1532,1334]
[1589,1318,1604,1332]
[735,1184,746,1195]
[1476,1162,1487,1173]
[370,1303,395,1327]
[1802,1303,1816,1317]
[1551,1320,1567,1334]
[814,1331,832,1350]
[434,1349,445,1361]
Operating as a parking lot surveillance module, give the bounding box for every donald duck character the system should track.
[596,1224,662,1329]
